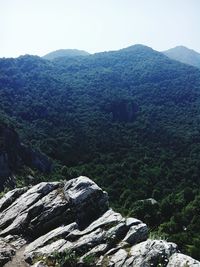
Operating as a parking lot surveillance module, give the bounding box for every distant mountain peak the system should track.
[171,45,189,49]
[163,46,200,69]
[121,44,154,52]
[166,45,199,54]
[43,49,90,60]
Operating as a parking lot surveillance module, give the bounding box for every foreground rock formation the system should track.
[0,176,199,267]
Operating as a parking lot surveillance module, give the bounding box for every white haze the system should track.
[0,0,200,57]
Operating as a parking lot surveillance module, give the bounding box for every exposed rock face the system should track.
[167,253,200,266]
[105,100,138,123]
[64,176,109,228]
[124,239,177,266]
[0,122,52,190]
[0,176,199,266]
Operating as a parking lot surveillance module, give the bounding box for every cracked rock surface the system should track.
[0,176,199,266]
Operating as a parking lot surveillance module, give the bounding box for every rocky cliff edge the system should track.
[0,176,199,267]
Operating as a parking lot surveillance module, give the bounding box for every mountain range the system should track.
[0,44,200,259]
[43,45,200,69]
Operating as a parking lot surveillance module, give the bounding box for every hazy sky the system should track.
[0,0,200,57]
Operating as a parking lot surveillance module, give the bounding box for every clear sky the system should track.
[0,0,200,57]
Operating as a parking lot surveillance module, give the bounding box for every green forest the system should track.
[1,45,200,259]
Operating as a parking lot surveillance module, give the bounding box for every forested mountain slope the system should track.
[0,44,200,258]
[0,121,52,190]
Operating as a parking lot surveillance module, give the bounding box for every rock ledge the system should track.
[0,176,199,267]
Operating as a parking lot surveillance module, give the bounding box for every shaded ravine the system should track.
[4,246,28,267]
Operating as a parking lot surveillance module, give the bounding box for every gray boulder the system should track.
[0,187,28,212]
[64,176,109,228]
[167,253,200,267]
[108,248,128,267]
[24,223,77,263]
[124,239,177,266]
[123,223,148,245]
[0,182,61,237]
[24,210,148,265]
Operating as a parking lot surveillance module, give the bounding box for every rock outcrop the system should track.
[0,176,199,266]
[0,122,52,190]
[104,100,138,123]
[167,253,200,266]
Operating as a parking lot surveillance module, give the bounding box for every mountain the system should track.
[43,49,90,60]
[1,44,200,258]
[0,176,199,266]
[163,45,200,69]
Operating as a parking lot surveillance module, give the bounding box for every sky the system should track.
[0,0,200,58]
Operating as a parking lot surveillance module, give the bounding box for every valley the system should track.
[0,44,200,260]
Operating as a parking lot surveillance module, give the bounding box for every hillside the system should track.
[163,46,200,69]
[0,121,52,190]
[43,49,90,60]
[1,177,199,266]
[0,44,200,258]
